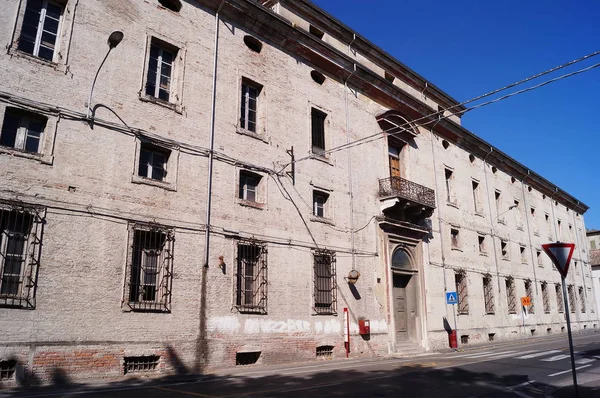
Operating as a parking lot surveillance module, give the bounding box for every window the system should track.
[478,234,486,254]
[313,191,329,218]
[542,283,550,313]
[18,0,63,61]
[525,280,534,314]
[567,285,576,313]
[537,250,543,266]
[455,272,468,314]
[125,225,174,312]
[472,180,481,213]
[388,144,401,177]
[506,278,516,314]
[311,108,327,154]
[138,143,169,181]
[243,35,262,53]
[235,241,267,313]
[483,276,494,314]
[0,108,47,153]
[592,241,597,250]
[240,80,262,133]
[158,0,182,12]
[579,287,586,313]
[145,39,177,102]
[313,250,337,315]
[589,288,594,313]
[514,200,522,228]
[309,25,324,39]
[239,170,262,203]
[450,228,460,249]
[495,191,502,222]
[556,284,564,313]
[445,168,454,203]
[520,245,527,263]
[574,261,579,275]
[557,219,562,238]
[501,240,509,259]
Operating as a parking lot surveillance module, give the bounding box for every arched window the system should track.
[391,249,411,270]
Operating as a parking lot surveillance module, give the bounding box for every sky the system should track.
[312,0,600,229]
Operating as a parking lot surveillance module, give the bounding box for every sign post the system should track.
[542,242,577,397]
[521,296,530,335]
[446,292,458,347]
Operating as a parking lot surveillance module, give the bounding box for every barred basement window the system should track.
[313,250,337,315]
[316,345,334,358]
[0,360,17,380]
[125,224,174,312]
[579,287,586,313]
[483,276,494,314]
[525,280,534,314]
[235,241,267,314]
[556,284,564,313]
[542,283,550,313]
[506,278,516,314]
[0,203,44,309]
[568,285,576,313]
[123,355,160,374]
[455,272,468,315]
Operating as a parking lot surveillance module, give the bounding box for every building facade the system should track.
[0,0,597,385]
[586,230,600,318]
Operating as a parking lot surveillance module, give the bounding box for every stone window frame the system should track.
[309,183,334,225]
[555,283,564,313]
[483,275,495,314]
[313,249,337,315]
[0,105,58,165]
[139,31,187,114]
[506,277,517,314]
[567,284,576,313]
[450,227,460,251]
[444,166,456,205]
[236,74,267,142]
[7,0,78,73]
[131,136,180,191]
[519,244,527,264]
[455,270,469,315]
[541,282,551,313]
[500,239,509,261]
[477,233,487,255]
[236,168,267,210]
[233,239,268,315]
[308,103,332,163]
[524,279,534,314]
[471,179,482,215]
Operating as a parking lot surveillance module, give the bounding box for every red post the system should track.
[344,308,349,358]
[449,330,457,349]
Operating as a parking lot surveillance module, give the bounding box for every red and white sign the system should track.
[542,243,575,279]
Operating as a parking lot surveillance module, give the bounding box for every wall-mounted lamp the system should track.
[345,269,361,284]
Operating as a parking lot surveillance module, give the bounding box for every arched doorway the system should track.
[391,248,417,342]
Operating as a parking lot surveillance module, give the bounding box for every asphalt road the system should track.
[4,332,600,397]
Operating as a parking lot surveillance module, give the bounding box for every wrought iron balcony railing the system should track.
[378,176,436,209]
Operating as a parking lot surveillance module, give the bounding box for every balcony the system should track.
[378,176,436,210]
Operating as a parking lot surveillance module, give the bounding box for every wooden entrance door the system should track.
[393,274,410,341]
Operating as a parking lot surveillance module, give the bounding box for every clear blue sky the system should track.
[313,0,600,230]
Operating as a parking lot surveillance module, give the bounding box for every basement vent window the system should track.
[460,335,469,344]
[0,360,16,380]
[123,355,160,374]
[311,70,326,85]
[442,140,449,149]
[316,345,334,358]
[158,0,182,12]
[236,351,261,366]
[309,25,324,39]
[243,36,263,53]
[384,71,395,83]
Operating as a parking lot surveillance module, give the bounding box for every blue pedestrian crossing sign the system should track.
[446,292,458,305]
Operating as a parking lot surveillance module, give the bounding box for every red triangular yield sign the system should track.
[542,243,575,279]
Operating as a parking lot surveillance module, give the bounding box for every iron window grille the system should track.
[311,108,326,154]
[313,191,329,218]
[240,80,260,132]
[235,240,268,314]
[123,355,160,374]
[18,0,63,61]
[124,224,174,312]
[579,287,586,313]
[0,360,17,381]
[525,280,534,314]
[555,284,564,313]
[313,250,337,315]
[542,283,550,313]
[506,278,517,314]
[455,271,468,315]
[0,108,47,153]
[568,285,576,313]
[239,171,261,203]
[0,202,44,309]
[483,276,495,314]
[138,143,169,181]
[316,345,334,358]
[145,40,177,102]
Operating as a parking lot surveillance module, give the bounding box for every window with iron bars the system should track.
[568,285,576,313]
[313,250,337,315]
[525,280,534,314]
[0,203,44,309]
[579,287,586,313]
[235,241,267,314]
[455,272,468,315]
[541,283,550,313]
[555,284,564,313]
[506,278,517,314]
[124,224,174,312]
[483,275,494,314]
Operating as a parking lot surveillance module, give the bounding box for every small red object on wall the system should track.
[358,319,370,335]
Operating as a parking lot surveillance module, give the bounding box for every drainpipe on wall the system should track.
[520,171,539,295]
[345,34,357,273]
[483,147,502,293]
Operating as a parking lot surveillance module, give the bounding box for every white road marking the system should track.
[515,350,561,359]
[486,350,536,360]
[548,364,592,377]
[575,358,596,365]
[541,354,570,362]
[459,350,517,359]
[442,351,493,358]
